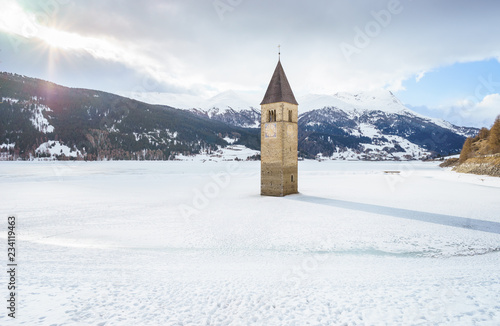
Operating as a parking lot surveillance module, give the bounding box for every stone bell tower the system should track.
[260,59,298,196]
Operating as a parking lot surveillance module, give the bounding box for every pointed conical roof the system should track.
[260,60,298,105]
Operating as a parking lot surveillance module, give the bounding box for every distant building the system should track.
[260,59,298,196]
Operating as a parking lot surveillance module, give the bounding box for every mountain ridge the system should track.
[0,72,478,161]
[0,72,260,161]
[183,89,478,160]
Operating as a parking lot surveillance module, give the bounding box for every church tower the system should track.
[260,59,298,196]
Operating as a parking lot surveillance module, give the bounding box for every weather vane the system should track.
[278,44,281,60]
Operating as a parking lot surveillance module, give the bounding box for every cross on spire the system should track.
[278,44,280,60]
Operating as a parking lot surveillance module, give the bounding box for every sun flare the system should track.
[0,1,118,60]
[40,28,82,50]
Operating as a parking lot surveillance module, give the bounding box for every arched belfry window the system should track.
[288,110,292,122]
[268,110,276,122]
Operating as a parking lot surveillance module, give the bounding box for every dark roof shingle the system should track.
[260,60,298,105]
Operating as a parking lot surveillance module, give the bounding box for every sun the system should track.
[0,1,81,51]
[41,28,84,50]
[0,1,113,56]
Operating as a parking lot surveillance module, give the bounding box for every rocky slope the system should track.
[453,155,500,177]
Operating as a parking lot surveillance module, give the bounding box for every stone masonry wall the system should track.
[261,102,298,196]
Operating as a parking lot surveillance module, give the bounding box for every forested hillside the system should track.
[0,72,259,160]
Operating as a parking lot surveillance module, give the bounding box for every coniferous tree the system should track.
[489,116,500,153]
[478,127,490,140]
[459,137,473,164]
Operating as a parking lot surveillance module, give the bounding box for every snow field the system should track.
[1,160,499,325]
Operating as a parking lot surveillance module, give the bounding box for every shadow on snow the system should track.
[288,194,500,235]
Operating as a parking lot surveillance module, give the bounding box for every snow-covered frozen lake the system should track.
[1,160,500,325]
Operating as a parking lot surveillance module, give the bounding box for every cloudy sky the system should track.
[1,0,500,127]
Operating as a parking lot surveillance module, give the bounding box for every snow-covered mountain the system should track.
[187,90,478,160]
[188,90,261,128]
[299,91,476,137]
[299,90,408,114]
[4,72,478,161]
[134,90,263,128]
[297,91,479,160]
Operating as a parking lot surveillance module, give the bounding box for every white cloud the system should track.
[414,94,500,128]
[0,0,211,95]
[416,71,426,83]
[2,0,500,115]
[474,94,500,125]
